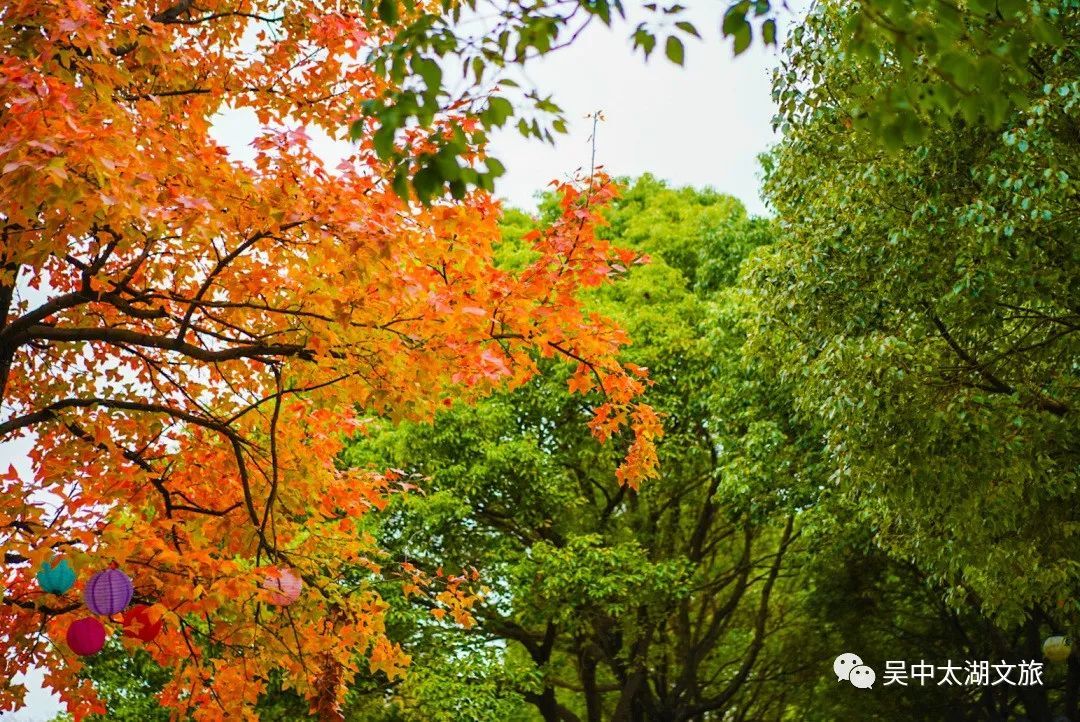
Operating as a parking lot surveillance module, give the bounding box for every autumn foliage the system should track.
[0,1,658,718]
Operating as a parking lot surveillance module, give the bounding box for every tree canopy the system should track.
[5,0,1080,719]
[751,0,1079,628]
[45,154,1080,717]
[0,2,657,717]
[338,177,800,722]
[364,0,1070,197]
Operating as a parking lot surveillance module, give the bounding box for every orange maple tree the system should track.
[0,1,660,719]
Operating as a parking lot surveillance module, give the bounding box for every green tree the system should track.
[47,643,170,722]
[341,176,814,721]
[745,0,1080,716]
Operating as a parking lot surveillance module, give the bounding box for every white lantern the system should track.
[1043,636,1072,663]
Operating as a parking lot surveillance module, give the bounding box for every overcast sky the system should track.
[487,10,782,216]
[2,8,785,720]
[206,4,785,215]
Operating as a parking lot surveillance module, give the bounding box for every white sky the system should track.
[0,6,786,719]
[487,10,781,215]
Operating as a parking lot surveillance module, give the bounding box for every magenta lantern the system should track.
[263,567,302,606]
[84,568,133,615]
[67,617,106,656]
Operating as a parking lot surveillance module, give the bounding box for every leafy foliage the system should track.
[0,3,658,718]
[7,0,1080,716]
[362,0,1071,201]
[337,177,811,721]
[744,6,1080,718]
[769,0,1069,144]
[48,643,171,722]
[753,0,1080,628]
[353,0,711,202]
[51,168,1080,719]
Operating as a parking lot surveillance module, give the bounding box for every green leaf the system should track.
[722,3,752,56]
[633,27,657,58]
[391,168,409,200]
[762,18,776,46]
[732,24,751,55]
[372,122,397,160]
[722,2,750,36]
[412,164,441,204]
[675,21,700,39]
[665,35,684,65]
[377,0,398,24]
[482,96,514,128]
[413,56,443,96]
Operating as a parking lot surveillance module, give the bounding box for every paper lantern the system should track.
[36,558,76,595]
[1044,636,1073,663]
[263,567,302,606]
[121,604,163,642]
[67,617,106,656]
[84,568,133,615]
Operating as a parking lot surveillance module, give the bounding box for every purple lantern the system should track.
[84,568,133,615]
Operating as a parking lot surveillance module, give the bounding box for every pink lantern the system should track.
[263,567,302,606]
[84,568,134,615]
[67,617,106,656]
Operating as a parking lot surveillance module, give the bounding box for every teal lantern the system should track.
[36,558,76,595]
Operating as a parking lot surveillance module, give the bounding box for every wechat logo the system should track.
[834,653,876,689]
